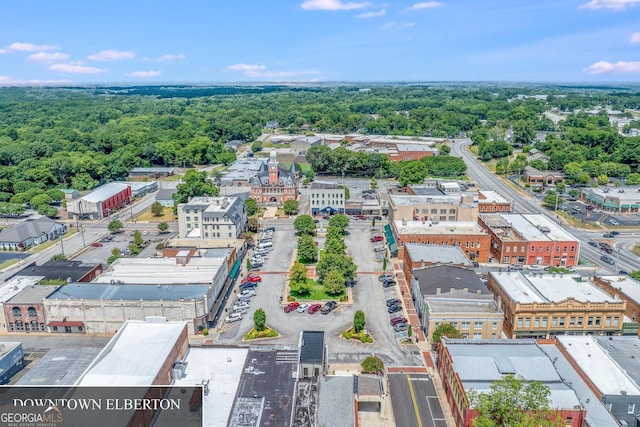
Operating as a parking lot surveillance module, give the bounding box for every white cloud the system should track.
[49,63,105,74]
[0,76,11,82]
[357,8,386,17]
[301,0,370,10]
[379,21,416,30]
[227,63,266,71]
[630,32,640,43]
[127,70,161,77]
[583,60,640,74]
[88,50,135,61]
[27,52,69,63]
[6,42,58,52]
[407,1,442,10]
[579,0,640,10]
[144,53,185,62]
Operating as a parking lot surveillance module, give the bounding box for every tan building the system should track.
[177,196,247,239]
[411,265,502,343]
[523,166,564,187]
[593,275,640,336]
[477,190,512,213]
[488,271,626,338]
[391,219,490,261]
[249,150,298,205]
[388,193,477,225]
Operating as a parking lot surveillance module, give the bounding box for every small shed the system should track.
[298,331,326,379]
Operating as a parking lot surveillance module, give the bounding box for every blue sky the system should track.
[1,0,639,84]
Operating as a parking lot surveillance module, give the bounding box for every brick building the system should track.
[4,285,61,333]
[437,339,587,427]
[479,213,580,267]
[249,150,298,205]
[402,243,473,281]
[488,271,626,338]
[477,190,512,213]
[67,183,132,220]
[523,166,564,187]
[386,143,438,161]
[593,275,640,336]
[391,219,490,261]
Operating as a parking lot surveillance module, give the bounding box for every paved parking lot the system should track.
[389,373,447,427]
[555,200,640,226]
[215,217,424,367]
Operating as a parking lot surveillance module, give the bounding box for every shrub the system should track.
[202,329,209,336]
[340,295,348,302]
[287,295,296,302]
[342,331,353,340]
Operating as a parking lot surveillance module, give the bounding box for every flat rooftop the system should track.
[583,187,640,202]
[77,320,187,386]
[47,283,211,301]
[428,298,500,314]
[593,336,640,387]
[406,243,473,266]
[390,194,462,206]
[557,336,640,396]
[17,260,99,282]
[310,180,340,190]
[17,347,102,386]
[93,255,227,284]
[444,339,580,409]
[0,276,43,303]
[490,272,619,304]
[318,376,355,427]
[6,284,61,304]
[393,220,486,235]
[479,190,509,204]
[173,347,248,427]
[0,342,21,359]
[498,214,577,242]
[228,348,298,427]
[182,196,239,212]
[599,275,640,304]
[408,185,443,196]
[395,143,438,152]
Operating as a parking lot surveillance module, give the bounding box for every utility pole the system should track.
[59,232,65,256]
[555,192,559,211]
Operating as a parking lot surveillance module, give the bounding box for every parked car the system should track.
[239,289,256,298]
[610,231,620,236]
[527,265,542,271]
[320,301,338,315]
[246,274,262,283]
[608,219,620,226]
[378,273,394,282]
[601,255,615,265]
[588,241,599,247]
[386,298,401,307]
[236,296,251,304]
[308,303,322,314]
[586,205,595,210]
[619,270,629,275]
[225,312,243,323]
[394,322,409,332]
[91,242,103,247]
[284,302,300,313]
[232,306,248,314]
[297,303,310,313]
[370,235,383,242]
[374,245,386,253]
[390,317,408,326]
[250,262,263,270]
[511,264,523,270]
[382,280,396,288]
[387,305,402,314]
[239,283,256,292]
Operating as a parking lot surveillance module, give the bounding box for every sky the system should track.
[1,0,639,84]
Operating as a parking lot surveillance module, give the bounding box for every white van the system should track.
[258,241,273,250]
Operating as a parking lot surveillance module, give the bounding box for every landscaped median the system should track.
[242,309,280,341]
[341,310,374,343]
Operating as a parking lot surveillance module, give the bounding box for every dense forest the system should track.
[1,84,640,215]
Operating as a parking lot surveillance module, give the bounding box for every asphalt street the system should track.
[389,373,447,427]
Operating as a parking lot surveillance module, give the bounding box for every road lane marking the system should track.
[406,374,424,427]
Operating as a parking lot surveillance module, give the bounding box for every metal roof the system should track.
[80,183,130,203]
[46,283,211,301]
[406,243,473,266]
[300,331,324,364]
[414,265,488,296]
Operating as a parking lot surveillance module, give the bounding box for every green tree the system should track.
[353,310,365,333]
[298,235,318,263]
[495,158,509,175]
[324,236,346,255]
[543,191,563,209]
[37,205,59,217]
[247,217,259,232]
[596,174,609,185]
[317,253,356,282]
[328,214,349,231]
[108,219,123,233]
[629,271,640,281]
[50,253,67,261]
[173,169,219,206]
[469,375,561,427]
[432,323,461,344]
[512,120,536,146]
[371,177,377,189]
[399,161,428,187]
[325,226,344,240]
[245,198,258,216]
[289,261,312,296]
[30,193,52,207]
[626,173,640,185]
[439,145,451,156]
[361,355,384,374]
[45,189,65,202]
[157,222,169,233]
[283,200,299,215]
[150,201,164,217]
[294,214,316,236]
[132,230,144,248]
[323,269,346,295]
[555,182,566,194]
[251,141,263,153]
[253,308,266,332]
[568,189,579,198]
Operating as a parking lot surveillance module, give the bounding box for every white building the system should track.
[177,196,247,239]
[309,180,345,215]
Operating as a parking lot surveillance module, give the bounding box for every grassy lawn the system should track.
[0,259,18,269]
[137,207,174,222]
[633,245,640,257]
[160,174,182,182]
[298,163,312,172]
[293,281,344,301]
[244,327,279,340]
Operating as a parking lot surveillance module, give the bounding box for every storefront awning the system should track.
[229,259,241,280]
[47,321,84,327]
[383,224,398,257]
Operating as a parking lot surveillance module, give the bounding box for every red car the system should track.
[284,302,300,313]
[91,242,103,247]
[246,274,262,283]
[308,303,322,314]
[370,235,383,242]
[390,317,408,326]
